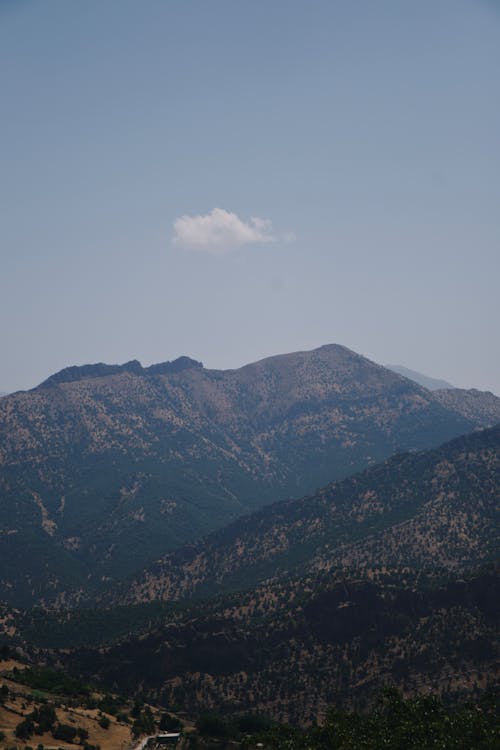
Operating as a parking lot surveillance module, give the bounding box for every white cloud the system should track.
[172,207,293,254]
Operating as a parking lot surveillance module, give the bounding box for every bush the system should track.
[235,714,272,734]
[98,717,110,730]
[52,724,78,743]
[97,695,120,716]
[132,708,155,738]
[15,718,35,741]
[196,714,228,738]
[159,713,182,732]
[32,703,57,733]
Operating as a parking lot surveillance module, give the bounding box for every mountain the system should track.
[38,355,202,387]
[386,364,455,390]
[65,566,499,725]
[433,387,500,427]
[4,427,498,725]
[0,345,479,606]
[53,426,500,723]
[113,425,500,606]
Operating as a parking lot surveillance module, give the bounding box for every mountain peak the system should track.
[38,355,203,388]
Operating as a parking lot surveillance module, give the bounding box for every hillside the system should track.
[433,388,500,427]
[113,425,500,606]
[0,657,189,750]
[64,565,499,725]
[2,427,498,726]
[0,345,476,606]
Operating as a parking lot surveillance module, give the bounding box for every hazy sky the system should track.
[1,0,499,394]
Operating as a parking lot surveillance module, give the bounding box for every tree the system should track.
[52,724,78,743]
[15,718,35,741]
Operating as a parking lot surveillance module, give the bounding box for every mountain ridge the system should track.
[0,344,490,606]
[386,364,455,390]
[38,355,203,388]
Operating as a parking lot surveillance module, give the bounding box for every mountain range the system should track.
[48,426,499,723]
[0,344,498,726]
[2,344,498,606]
[111,424,500,607]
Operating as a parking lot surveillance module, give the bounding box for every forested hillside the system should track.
[0,345,479,606]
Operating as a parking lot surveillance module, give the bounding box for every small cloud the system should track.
[172,207,293,254]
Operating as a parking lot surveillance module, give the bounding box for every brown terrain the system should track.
[1,344,485,606]
[0,661,132,750]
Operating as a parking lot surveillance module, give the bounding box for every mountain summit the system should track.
[0,344,481,605]
[39,355,202,388]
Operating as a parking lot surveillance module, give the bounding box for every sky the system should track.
[1,0,499,394]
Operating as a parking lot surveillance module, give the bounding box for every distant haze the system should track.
[386,365,455,391]
[1,1,499,394]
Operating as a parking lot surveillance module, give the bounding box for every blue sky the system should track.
[1,0,499,393]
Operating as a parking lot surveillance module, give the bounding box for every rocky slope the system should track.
[0,345,480,605]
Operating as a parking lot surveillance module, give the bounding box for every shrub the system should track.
[52,724,78,743]
[159,713,182,732]
[15,718,35,741]
[196,714,228,738]
[32,703,57,733]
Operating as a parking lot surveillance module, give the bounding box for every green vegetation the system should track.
[159,713,183,732]
[62,565,498,723]
[187,691,499,749]
[31,704,57,733]
[14,602,180,650]
[132,707,155,738]
[11,667,91,698]
[15,718,35,740]
[52,724,78,743]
